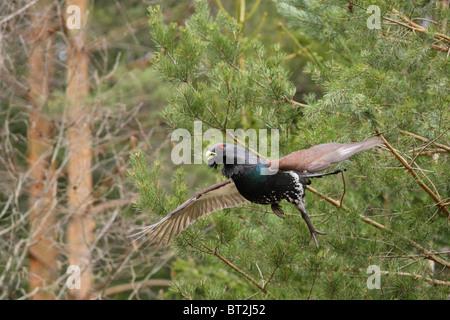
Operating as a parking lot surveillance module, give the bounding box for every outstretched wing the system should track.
[269,137,382,173]
[130,180,248,245]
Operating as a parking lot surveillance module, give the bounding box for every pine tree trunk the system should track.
[65,0,94,300]
[27,0,58,300]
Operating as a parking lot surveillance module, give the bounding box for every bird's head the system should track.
[205,143,229,168]
[205,143,261,178]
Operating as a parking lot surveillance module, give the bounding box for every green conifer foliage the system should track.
[130,0,449,299]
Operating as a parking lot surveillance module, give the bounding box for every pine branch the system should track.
[87,17,148,52]
[182,235,277,299]
[391,9,450,42]
[212,249,277,300]
[376,130,449,218]
[354,268,450,287]
[287,98,309,108]
[215,0,233,20]
[278,22,322,67]
[378,271,450,287]
[306,185,450,270]
[408,149,448,156]
[383,9,450,52]
[101,279,171,297]
[400,130,450,152]
[0,0,39,25]
[90,199,135,215]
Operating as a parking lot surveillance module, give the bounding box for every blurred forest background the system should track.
[0,0,449,300]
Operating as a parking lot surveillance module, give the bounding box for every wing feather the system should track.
[130,180,248,245]
[270,137,382,173]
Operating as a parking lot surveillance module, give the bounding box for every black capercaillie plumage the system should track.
[132,137,383,249]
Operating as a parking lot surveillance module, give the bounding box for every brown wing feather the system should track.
[269,137,382,173]
[130,180,248,245]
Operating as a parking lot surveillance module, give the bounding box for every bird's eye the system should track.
[217,145,225,151]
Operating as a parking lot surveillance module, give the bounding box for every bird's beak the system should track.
[205,150,216,161]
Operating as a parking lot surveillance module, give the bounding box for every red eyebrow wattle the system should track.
[217,145,225,150]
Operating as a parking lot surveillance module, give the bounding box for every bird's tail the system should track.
[322,137,383,165]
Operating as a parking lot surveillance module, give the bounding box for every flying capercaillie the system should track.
[132,137,383,249]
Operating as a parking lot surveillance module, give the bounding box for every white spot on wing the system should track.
[337,145,359,156]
